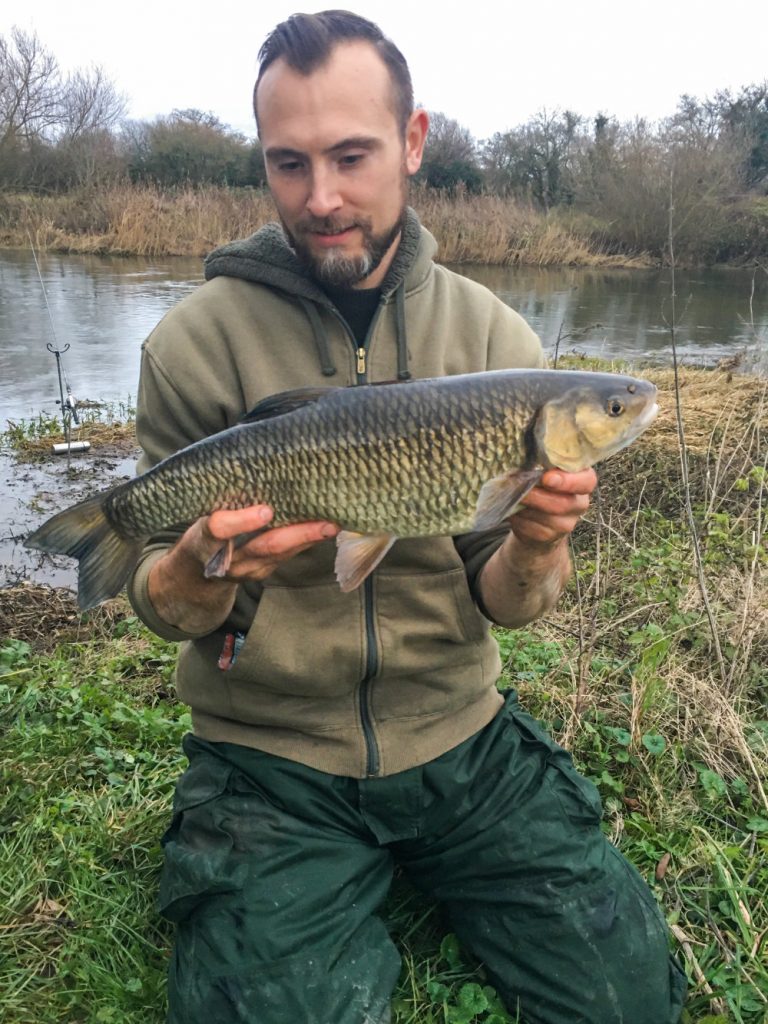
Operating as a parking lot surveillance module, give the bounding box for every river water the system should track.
[1,248,766,591]
[1,250,766,424]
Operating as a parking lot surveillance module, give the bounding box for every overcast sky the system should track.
[3,0,767,141]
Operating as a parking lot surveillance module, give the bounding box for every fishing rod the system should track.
[27,234,89,457]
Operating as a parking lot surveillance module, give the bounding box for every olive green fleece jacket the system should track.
[127,209,545,778]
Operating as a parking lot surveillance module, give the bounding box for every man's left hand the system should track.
[511,468,598,548]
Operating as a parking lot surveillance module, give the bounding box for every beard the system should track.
[283,208,406,288]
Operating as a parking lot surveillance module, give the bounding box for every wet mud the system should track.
[0,439,138,593]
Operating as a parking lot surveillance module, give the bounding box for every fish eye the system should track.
[606,398,625,417]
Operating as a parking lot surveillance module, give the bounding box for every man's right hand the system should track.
[147,505,340,634]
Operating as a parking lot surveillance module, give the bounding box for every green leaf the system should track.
[446,1009,473,1024]
[426,980,450,1004]
[605,726,632,746]
[0,639,31,672]
[124,977,143,993]
[440,933,463,970]
[745,816,768,833]
[482,986,509,1016]
[641,733,666,755]
[698,767,727,799]
[458,983,489,1015]
[739,996,765,1012]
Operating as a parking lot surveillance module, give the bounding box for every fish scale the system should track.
[118,377,533,536]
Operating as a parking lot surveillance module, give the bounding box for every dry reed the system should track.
[0,183,652,267]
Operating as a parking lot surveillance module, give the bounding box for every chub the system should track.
[25,369,659,610]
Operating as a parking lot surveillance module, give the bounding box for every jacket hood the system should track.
[203,206,436,305]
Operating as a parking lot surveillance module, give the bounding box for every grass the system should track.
[0,183,651,267]
[1,363,767,1022]
[2,400,136,461]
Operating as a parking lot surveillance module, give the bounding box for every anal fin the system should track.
[335,531,396,592]
[473,469,543,531]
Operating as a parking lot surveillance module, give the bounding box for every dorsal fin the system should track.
[240,386,342,424]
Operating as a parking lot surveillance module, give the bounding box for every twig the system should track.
[668,923,728,1016]
[666,167,728,688]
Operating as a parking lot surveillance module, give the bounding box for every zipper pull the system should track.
[356,346,366,376]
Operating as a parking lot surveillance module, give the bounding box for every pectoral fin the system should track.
[472,469,543,531]
[203,528,270,578]
[335,531,397,592]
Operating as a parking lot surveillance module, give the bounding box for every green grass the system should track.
[2,506,766,1022]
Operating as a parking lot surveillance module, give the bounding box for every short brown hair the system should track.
[253,10,414,135]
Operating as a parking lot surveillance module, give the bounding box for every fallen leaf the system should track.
[655,852,671,881]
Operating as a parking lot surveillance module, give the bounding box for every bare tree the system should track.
[0,27,127,187]
[481,108,583,209]
[417,111,482,191]
[0,27,60,147]
[422,111,476,165]
[58,65,126,140]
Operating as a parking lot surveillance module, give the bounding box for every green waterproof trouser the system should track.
[158,694,687,1024]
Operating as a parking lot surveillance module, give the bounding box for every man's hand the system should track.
[478,468,597,628]
[206,505,340,580]
[148,505,339,634]
[512,468,598,548]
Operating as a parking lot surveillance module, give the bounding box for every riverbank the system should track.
[1,363,767,1021]
[0,184,653,267]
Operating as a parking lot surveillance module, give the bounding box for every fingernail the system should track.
[258,507,273,523]
[547,472,563,488]
[321,524,338,538]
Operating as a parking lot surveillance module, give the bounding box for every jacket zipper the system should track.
[327,302,385,775]
[360,576,380,776]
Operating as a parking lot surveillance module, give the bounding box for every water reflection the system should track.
[0,250,202,424]
[1,252,766,427]
[453,264,768,367]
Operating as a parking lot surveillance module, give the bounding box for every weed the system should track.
[2,400,137,460]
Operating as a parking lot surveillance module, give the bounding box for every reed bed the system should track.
[0,183,651,266]
[0,186,276,257]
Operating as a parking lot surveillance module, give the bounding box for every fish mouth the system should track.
[633,400,659,434]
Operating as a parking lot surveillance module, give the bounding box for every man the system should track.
[128,11,686,1024]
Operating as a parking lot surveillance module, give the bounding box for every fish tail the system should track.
[24,494,145,610]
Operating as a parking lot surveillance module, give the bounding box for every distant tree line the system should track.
[2,26,767,261]
[0,28,265,191]
[419,91,768,261]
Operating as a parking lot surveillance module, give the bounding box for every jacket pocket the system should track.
[376,566,488,670]
[373,567,497,722]
[224,581,366,698]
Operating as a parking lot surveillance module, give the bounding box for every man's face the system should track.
[257,41,427,289]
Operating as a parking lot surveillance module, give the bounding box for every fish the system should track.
[25,368,658,610]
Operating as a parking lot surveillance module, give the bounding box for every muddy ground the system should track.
[0,437,138,593]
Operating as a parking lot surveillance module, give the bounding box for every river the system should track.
[1,250,766,424]
[1,249,766,590]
